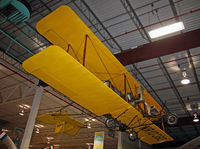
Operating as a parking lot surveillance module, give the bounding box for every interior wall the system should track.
[118,132,152,149]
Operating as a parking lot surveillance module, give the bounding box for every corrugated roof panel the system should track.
[178,85,199,97]
[156,89,176,100]
[86,0,127,22]
[114,32,148,50]
[175,0,200,13]
[136,58,158,70]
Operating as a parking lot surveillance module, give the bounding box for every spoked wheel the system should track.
[167,113,178,125]
[128,130,138,142]
[105,118,116,129]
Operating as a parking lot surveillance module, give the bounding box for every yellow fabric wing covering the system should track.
[36,112,67,124]
[36,5,162,113]
[55,121,82,136]
[36,112,84,136]
[23,46,173,144]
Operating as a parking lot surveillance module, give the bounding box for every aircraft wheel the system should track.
[167,113,178,125]
[105,118,116,129]
[128,130,138,142]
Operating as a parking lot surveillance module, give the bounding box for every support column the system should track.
[20,86,44,149]
[118,131,122,149]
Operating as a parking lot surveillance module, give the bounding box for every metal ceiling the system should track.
[0,0,200,148]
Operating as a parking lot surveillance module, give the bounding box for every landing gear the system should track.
[105,118,117,129]
[128,130,138,142]
[167,113,178,125]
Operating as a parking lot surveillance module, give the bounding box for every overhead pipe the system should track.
[0,29,34,56]
[103,8,200,42]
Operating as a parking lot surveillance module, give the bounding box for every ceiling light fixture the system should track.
[181,78,190,84]
[35,124,44,128]
[19,104,31,109]
[46,137,54,140]
[19,104,31,116]
[46,137,54,145]
[181,71,190,85]
[87,122,91,129]
[19,109,25,116]
[148,22,184,39]
[85,117,96,122]
[193,113,199,122]
[35,128,40,134]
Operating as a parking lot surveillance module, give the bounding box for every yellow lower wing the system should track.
[36,112,84,136]
[23,46,173,144]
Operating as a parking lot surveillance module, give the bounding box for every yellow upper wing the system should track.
[36,5,162,112]
[23,46,173,144]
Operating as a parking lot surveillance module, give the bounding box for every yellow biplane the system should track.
[22,6,173,144]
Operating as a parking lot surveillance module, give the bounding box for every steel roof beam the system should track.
[187,50,200,94]
[131,64,170,112]
[168,0,200,136]
[186,51,200,136]
[169,0,179,21]
[120,0,171,112]
[72,0,123,51]
[120,1,194,135]
[120,0,150,41]
[38,0,53,12]
[114,29,200,65]
[157,57,189,116]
